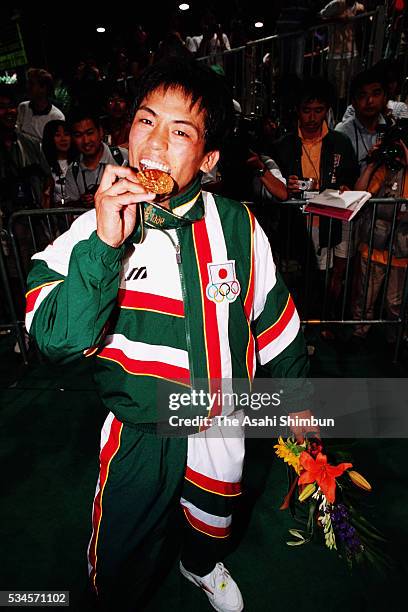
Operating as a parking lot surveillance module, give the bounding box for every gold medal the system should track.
[138,169,174,195]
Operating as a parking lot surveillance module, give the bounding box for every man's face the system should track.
[298,99,327,134]
[0,96,17,132]
[129,86,219,200]
[72,119,103,158]
[28,78,46,100]
[107,95,127,120]
[353,82,386,120]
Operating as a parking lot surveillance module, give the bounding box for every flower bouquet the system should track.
[274,437,389,569]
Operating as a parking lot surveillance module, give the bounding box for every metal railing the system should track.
[0,227,26,361]
[0,207,88,365]
[1,199,407,364]
[198,8,386,122]
[267,197,408,361]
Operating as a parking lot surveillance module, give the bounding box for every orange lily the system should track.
[298,452,352,503]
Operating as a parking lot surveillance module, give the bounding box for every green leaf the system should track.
[285,438,307,456]
[306,500,318,534]
[354,516,385,535]
[288,529,306,540]
[286,539,307,546]
[352,522,387,542]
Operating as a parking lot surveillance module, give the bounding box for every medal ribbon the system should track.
[128,176,204,244]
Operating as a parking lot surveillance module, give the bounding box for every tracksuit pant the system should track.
[87,412,244,610]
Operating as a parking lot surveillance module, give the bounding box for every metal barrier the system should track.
[2,200,408,363]
[198,8,385,122]
[269,197,408,361]
[0,226,28,362]
[1,207,88,365]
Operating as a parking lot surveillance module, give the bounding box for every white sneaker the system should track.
[180,561,244,612]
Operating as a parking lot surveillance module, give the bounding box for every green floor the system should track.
[1,329,407,611]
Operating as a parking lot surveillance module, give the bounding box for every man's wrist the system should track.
[255,166,267,177]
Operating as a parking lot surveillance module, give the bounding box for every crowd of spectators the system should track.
[1,3,408,353]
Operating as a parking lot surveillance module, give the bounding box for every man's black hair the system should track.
[104,80,130,104]
[350,68,386,99]
[27,68,54,96]
[67,107,101,130]
[132,58,235,152]
[296,77,335,109]
[0,83,18,105]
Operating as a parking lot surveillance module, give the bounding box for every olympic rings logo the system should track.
[206,280,241,303]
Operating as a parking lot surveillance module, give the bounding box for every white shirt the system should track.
[253,155,286,202]
[335,115,386,168]
[64,143,128,203]
[342,100,408,122]
[17,101,65,143]
[185,33,231,56]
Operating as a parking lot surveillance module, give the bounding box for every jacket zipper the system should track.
[160,227,194,388]
[175,228,194,389]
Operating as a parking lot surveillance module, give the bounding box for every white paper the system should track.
[309,189,372,209]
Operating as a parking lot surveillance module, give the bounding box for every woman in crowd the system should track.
[42,120,76,206]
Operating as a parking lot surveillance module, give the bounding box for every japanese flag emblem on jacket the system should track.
[206,261,241,303]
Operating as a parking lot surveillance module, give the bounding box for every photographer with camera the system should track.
[351,120,408,343]
[64,109,128,207]
[273,78,359,321]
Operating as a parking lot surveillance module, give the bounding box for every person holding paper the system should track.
[273,77,359,318]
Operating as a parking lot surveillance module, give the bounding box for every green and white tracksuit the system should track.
[26,177,309,603]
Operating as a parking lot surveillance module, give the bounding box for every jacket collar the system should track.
[298,120,329,144]
[127,175,204,243]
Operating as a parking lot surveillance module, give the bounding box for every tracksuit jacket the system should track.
[25,177,309,545]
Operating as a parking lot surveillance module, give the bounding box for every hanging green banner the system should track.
[0,20,27,71]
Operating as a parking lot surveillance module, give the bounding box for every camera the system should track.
[367,119,408,172]
[298,178,317,191]
[232,113,263,154]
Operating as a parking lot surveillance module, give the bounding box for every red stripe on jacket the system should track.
[26,282,59,313]
[257,295,295,351]
[118,289,184,317]
[98,346,190,383]
[192,219,222,419]
[243,208,256,380]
